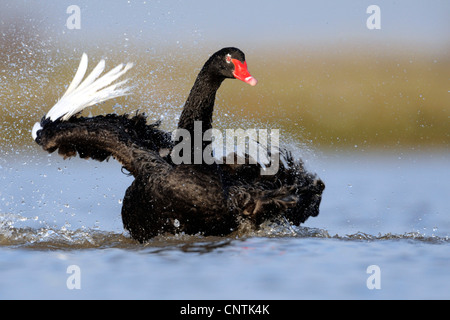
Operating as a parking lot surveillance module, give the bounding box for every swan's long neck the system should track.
[177,67,224,135]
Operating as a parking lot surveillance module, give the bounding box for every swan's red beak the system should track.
[232,59,258,86]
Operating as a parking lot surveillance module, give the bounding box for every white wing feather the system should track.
[44,53,133,122]
[61,53,89,99]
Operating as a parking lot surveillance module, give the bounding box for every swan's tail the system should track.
[31,53,133,140]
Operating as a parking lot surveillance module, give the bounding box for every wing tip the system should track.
[42,53,133,123]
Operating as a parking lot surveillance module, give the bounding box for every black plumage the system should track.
[34,47,325,243]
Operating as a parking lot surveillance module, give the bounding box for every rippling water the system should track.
[0,151,449,299]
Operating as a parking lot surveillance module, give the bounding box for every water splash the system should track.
[0,225,134,250]
[1,214,447,251]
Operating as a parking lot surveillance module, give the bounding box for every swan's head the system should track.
[208,47,258,86]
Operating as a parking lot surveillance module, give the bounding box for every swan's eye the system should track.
[225,54,232,64]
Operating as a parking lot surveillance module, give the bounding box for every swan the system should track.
[32,48,324,243]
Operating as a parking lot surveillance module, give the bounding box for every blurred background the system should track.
[1,0,449,153]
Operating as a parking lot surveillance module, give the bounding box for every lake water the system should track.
[0,150,449,299]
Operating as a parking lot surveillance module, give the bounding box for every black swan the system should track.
[32,48,325,243]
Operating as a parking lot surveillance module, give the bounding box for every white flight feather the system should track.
[61,53,89,99]
[32,54,133,140]
[67,58,105,95]
[43,53,133,122]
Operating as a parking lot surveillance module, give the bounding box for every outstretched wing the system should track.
[32,54,172,176]
[35,113,172,176]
